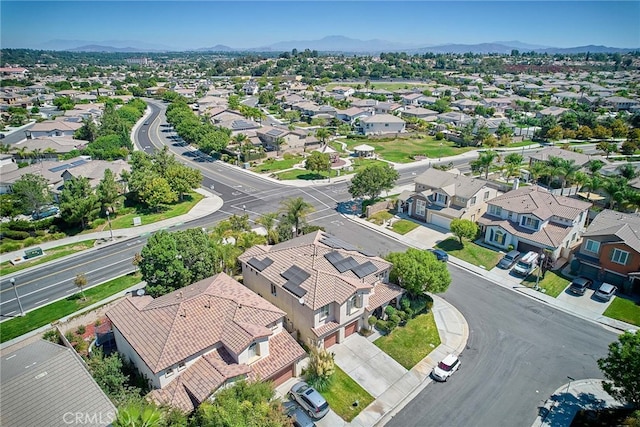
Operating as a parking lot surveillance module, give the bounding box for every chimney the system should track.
[513,178,520,190]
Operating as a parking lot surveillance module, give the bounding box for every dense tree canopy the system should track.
[598,331,640,408]
[348,163,399,200]
[387,248,451,296]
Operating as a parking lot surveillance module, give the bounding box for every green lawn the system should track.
[368,210,394,225]
[374,312,441,370]
[506,140,537,148]
[522,270,570,297]
[340,136,475,163]
[0,273,141,343]
[436,238,502,270]
[1,240,96,277]
[391,220,419,235]
[321,366,374,422]
[275,168,339,180]
[351,158,389,171]
[251,156,302,173]
[603,297,640,326]
[105,193,203,230]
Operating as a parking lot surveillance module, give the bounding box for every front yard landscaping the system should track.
[522,270,570,297]
[374,312,441,370]
[368,210,394,225]
[250,156,302,173]
[436,238,502,270]
[0,272,141,343]
[340,136,476,163]
[1,240,96,276]
[391,219,419,235]
[603,297,640,326]
[275,168,339,181]
[321,366,374,422]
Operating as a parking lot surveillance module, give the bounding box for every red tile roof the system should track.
[366,282,404,311]
[250,331,306,382]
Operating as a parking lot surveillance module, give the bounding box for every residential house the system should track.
[335,107,369,123]
[400,93,424,106]
[26,118,83,139]
[0,339,116,427]
[481,97,514,113]
[401,106,439,121]
[375,102,403,115]
[106,273,306,412]
[536,106,570,119]
[331,86,355,97]
[528,147,596,169]
[451,99,481,112]
[12,137,88,159]
[574,209,640,293]
[401,168,498,229]
[243,81,259,96]
[478,185,592,260]
[359,114,405,135]
[238,231,404,348]
[604,96,640,111]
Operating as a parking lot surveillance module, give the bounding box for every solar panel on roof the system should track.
[320,236,358,252]
[352,261,377,278]
[334,256,359,273]
[49,163,71,172]
[69,159,87,167]
[266,129,283,137]
[281,265,311,287]
[283,281,307,298]
[247,257,273,272]
[324,251,344,266]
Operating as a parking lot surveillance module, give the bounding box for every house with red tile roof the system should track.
[238,231,403,349]
[106,273,305,412]
[478,185,591,261]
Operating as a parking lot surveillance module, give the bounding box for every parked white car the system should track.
[432,353,461,382]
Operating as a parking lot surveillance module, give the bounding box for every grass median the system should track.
[0,240,96,277]
[0,272,141,343]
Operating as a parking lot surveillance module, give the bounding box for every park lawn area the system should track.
[0,240,96,277]
[340,136,475,163]
[351,158,389,171]
[0,272,141,343]
[368,210,394,225]
[522,270,570,297]
[321,366,374,422]
[329,141,346,153]
[392,219,419,235]
[436,238,502,270]
[276,168,339,181]
[506,140,538,148]
[104,192,203,230]
[374,312,441,370]
[251,156,302,173]
[603,297,640,326]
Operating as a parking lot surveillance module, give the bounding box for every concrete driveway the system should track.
[402,221,453,249]
[556,286,615,316]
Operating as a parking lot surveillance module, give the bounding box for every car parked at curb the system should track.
[289,382,329,420]
[568,277,593,295]
[432,353,460,382]
[594,283,617,302]
[428,249,449,262]
[284,401,316,427]
[497,250,521,270]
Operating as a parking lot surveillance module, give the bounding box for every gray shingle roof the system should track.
[1,340,116,427]
[414,168,490,199]
[487,185,591,221]
[583,209,640,253]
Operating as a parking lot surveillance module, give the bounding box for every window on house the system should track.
[611,249,629,265]
[319,304,330,320]
[521,217,540,229]
[271,284,277,296]
[437,193,447,203]
[492,230,506,245]
[177,362,186,371]
[416,199,426,216]
[165,368,174,377]
[469,196,476,205]
[248,342,260,359]
[489,205,502,216]
[584,240,600,254]
[347,295,360,315]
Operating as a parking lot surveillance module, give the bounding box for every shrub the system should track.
[397,310,408,322]
[1,229,30,240]
[64,331,76,344]
[404,307,415,319]
[43,329,59,343]
[22,237,37,247]
[400,297,410,311]
[94,319,102,327]
[507,244,515,252]
[376,319,389,332]
[385,305,397,317]
[0,242,22,253]
[283,153,295,160]
[35,230,46,237]
[435,132,445,140]
[92,218,106,227]
[368,315,377,326]
[76,325,86,335]
[306,347,335,392]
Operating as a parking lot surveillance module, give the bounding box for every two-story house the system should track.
[359,114,406,135]
[574,209,640,294]
[478,186,592,260]
[106,273,306,412]
[401,168,498,230]
[238,231,404,349]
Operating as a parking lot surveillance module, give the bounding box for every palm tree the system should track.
[601,177,628,209]
[232,133,247,146]
[527,161,548,185]
[470,150,499,179]
[0,144,15,154]
[558,159,581,191]
[274,136,285,157]
[256,212,279,244]
[583,174,604,201]
[572,171,589,193]
[280,197,315,237]
[587,159,605,175]
[315,127,331,145]
[31,148,43,163]
[43,147,56,160]
[617,163,639,180]
[15,146,31,160]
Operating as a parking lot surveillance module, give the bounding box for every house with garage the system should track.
[106,273,306,412]
[477,185,591,261]
[26,117,83,139]
[238,231,404,349]
[573,209,640,294]
[359,114,405,135]
[401,168,498,230]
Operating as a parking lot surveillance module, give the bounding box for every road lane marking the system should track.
[34,298,49,306]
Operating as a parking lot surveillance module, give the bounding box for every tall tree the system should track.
[348,163,399,200]
[597,331,640,408]
[386,248,451,297]
[74,273,88,301]
[449,219,478,246]
[617,163,639,180]
[280,197,315,237]
[60,176,100,229]
[165,164,202,201]
[139,176,176,212]
[305,151,331,176]
[315,127,331,144]
[470,150,499,179]
[74,117,99,142]
[96,168,121,213]
[256,212,280,244]
[587,159,605,175]
[12,173,52,219]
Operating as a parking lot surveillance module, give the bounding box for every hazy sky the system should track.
[2,1,639,50]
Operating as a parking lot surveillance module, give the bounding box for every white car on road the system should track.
[432,353,461,382]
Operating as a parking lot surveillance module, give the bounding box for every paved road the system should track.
[387,266,617,427]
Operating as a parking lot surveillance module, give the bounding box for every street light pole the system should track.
[9,278,25,316]
[105,210,114,241]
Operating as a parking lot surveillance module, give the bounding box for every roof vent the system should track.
[177,291,183,300]
[180,309,186,318]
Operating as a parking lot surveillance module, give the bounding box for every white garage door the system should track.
[430,214,452,230]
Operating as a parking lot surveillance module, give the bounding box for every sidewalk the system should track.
[531,379,624,427]
[0,188,223,265]
[343,213,637,333]
[275,295,469,427]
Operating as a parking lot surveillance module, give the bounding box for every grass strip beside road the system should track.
[603,297,640,326]
[0,240,96,277]
[522,270,570,298]
[436,238,502,270]
[374,312,441,370]
[106,193,203,230]
[321,366,374,422]
[0,272,141,343]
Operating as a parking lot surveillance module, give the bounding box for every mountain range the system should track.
[37,35,637,54]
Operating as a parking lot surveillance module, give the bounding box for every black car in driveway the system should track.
[497,250,521,270]
[568,277,593,295]
[429,249,449,262]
